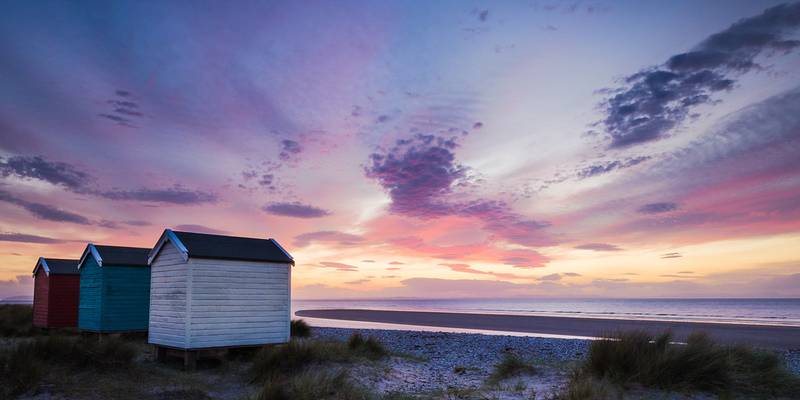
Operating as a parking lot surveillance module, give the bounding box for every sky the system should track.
[1,0,800,299]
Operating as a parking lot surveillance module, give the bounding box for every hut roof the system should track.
[78,244,150,269]
[33,257,80,276]
[149,229,294,265]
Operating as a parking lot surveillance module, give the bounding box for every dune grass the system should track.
[487,353,536,384]
[0,304,35,337]
[0,335,137,398]
[251,333,388,383]
[291,319,312,338]
[558,330,800,399]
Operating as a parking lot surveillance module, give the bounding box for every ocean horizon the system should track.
[293,297,800,328]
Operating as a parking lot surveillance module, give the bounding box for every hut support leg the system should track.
[184,351,197,371]
[155,346,167,362]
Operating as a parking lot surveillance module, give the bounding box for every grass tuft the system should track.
[291,319,312,338]
[487,353,536,384]
[257,369,373,400]
[347,332,388,360]
[0,304,35,337]
[581,330,800,396]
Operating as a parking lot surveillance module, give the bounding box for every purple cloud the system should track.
[0,155,90,190]
[575,243,622,252]
[264,202,331,218]
[365,133,553,247]
[279,139,302,162]
[318,262,359,272]
[293,230,364,247]
[577,156,650,179]
[661,252,682,259]
[0,190,91,224]
[599,3,800,147]
[638,202,679,214]
[98,186,217,204]
[0,232,65,244]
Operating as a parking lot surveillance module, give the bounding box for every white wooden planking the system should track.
[148,242,189,348]
[187,258,291,348]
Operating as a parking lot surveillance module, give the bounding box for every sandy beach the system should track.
[297,308,800,349]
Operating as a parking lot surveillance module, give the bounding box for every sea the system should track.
[292,298,800,333]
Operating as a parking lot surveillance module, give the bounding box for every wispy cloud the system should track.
[263,202,331,218]
[575,243,622,251]
[293,230,364,247]
[0,190,91,225]
[638,202,679,214]
[0,232,65,244]
[598,3,800,147]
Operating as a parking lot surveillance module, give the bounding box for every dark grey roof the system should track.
[93,245,150,267]
[41,258,79,275]
[172,230,293,264]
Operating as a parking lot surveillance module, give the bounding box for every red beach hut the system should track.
[32,257,80,328]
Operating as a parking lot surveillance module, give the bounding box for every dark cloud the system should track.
[575,243,622,251]
[577,156,650,178]
[599,3,800,147]
[0,232,65,244]
[478,10,489,22]
[0,190,91,224]
[365,133,465,218]
[98,187,217,204]
[678,271,694,274]
[279,139,302,162]
[563,272,582,277]
[365,133,553,247]
[173,224,228,235]
[361,259,376,263]
[293,230,364,247]
[345,279,370,285]
[389,261,405,265]
[318,262,359,272]
[0,155,89,190]
[124,220,152,227]
[100,90,143,127]
[661,252,682,259]
[539,273,562,281]
[638,202,679,214]
[263,201,330,218]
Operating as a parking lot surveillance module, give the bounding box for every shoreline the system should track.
[296,308,800,349]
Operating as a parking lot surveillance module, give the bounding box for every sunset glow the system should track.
[2,1,799,300]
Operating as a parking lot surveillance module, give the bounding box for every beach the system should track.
[297,308,800,349]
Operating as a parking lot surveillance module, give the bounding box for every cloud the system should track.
[388,261,404,265]
[263,201,330,218]
[661,252,682,259]
[638,202,679,214]
[0,232,65,244]
[386,267,401,271]
[293,230,364,247]
[563,272,582,277]
[318,262,359,272]
[575,243,622,251]
[0,155,89,190]
[365,133,466,218]
[98,186,217,204]
[124,220,152,226]
[99,90,143,127]
[345,279,370,285]
[0,190,91,224]
[361,259,375,263]
[539,273,562,281]
[173,224,228,235]
[440,263,530,280]
[577,156,650,178]
[279,139,302,162]
[366,133,554,247]
[598,3,800,147]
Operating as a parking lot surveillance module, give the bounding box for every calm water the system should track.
[293,298,800,328]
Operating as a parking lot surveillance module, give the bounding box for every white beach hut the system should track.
[147,229,294,362]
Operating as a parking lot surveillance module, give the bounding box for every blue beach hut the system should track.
[77,244,151,332]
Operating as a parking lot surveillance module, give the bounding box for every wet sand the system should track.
[296,308,800,349]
